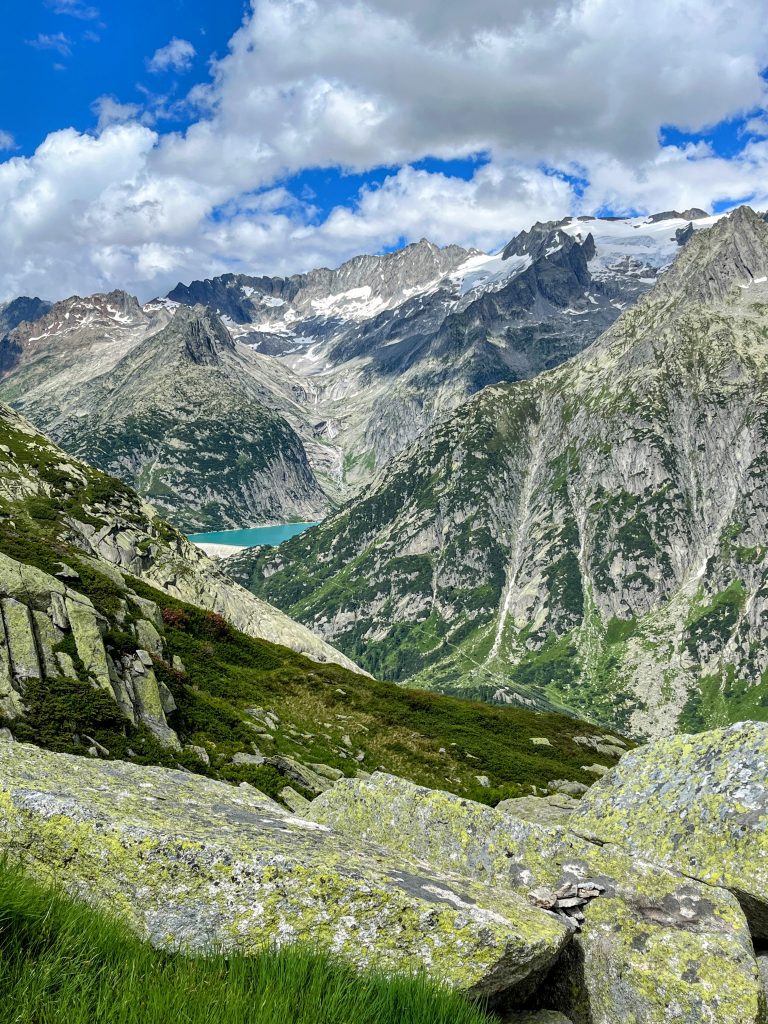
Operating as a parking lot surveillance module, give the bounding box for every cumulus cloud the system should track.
[0,132,15,152]
[91,96,143,131]
[190,0,768,173]
[148,38,196,74]
[3,0,768,301]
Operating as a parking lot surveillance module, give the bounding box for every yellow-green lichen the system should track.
[0,741,567,999]
[310,772,764,1023]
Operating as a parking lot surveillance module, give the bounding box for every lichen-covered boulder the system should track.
[496,794,580,827]
[572,721,768,939]
[0,742,568,1000]
[310,773,764,1023]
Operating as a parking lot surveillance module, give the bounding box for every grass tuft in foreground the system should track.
[0,862,493,1024]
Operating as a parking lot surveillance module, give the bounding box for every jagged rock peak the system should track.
[57,289,143,319]
[502,221,595,263]
[654,204,768,307]
[0,296,52,337]
[164,304,235,365]
[647,207,709,222]
[11,290,146,338]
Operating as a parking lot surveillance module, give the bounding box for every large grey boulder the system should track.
[0,741,567,1000]
[309,772,764,1024]
[572,721,768,939]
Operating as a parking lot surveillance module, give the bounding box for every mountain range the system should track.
[3,202,766,741]
[0,209,718,530]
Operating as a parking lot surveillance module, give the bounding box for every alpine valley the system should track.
[4,200,768,1022]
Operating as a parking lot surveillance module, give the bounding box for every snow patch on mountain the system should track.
[560,212,723,280]
[450,252,532,297]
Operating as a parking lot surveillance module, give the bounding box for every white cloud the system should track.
[46,0,100,19]
[0,132,15,152]
[148,38,196,74]
[744,114,768,138]
[28,33,73,57]
[581,141,768,215]
[190,0,768,174]
[3,0,768,302]
[92,96,143,131]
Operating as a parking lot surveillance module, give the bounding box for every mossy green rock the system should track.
[310,773,764,1023]
[1,598,41,681]
[573,720,768,940]
[0,741,568,999]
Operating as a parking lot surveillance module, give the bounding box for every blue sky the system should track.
[3,1,484,225]
[3,1,245,154]
[1,0,768,301]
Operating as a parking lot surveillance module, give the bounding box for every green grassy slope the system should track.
[0,403,627,807]
[0,862,493,1024]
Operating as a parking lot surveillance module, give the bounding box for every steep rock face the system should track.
[309,771,764,1023]
[168,214,718,499]
[0,551,178,747]
[38,305,330,532]
[241,207,768,738]
[0,739,569,1000]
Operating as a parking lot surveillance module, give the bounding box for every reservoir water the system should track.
[188,522,317,548]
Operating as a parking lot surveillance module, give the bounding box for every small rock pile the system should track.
[528,881,605,930]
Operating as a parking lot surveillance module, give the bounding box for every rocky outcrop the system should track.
[309,769,764,1023]
[0,550,178,746]
[573,720,768,938]
[246,206,768,737]
[0,739,568,1001]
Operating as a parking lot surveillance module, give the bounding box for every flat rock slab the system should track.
[496,794,580,827]
[310,772,763,1023]
[0,742,567,1000]
[572,721,768,938]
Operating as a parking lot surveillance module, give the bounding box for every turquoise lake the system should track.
[188,522,318,548]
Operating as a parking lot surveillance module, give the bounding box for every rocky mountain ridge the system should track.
[0,210,721,528]
[41,305,331,531]
[168,212,722,497]
[238,206,768,739]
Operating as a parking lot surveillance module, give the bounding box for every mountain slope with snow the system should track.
[0,208,725,527]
